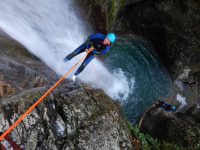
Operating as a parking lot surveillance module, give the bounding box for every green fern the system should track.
[127,121,181,149]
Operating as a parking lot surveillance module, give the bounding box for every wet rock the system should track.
[79,0,141,33]
[138,102,200,149]
[0,30,60,99]
[0,84,133,149]
[115,0,200,80]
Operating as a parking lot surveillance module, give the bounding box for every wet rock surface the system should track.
[79,0,141,33]
[0,84,133,149]
[138,101,200,149]
[0,31,60,99]
[110,0,200,148]
[115,0,200,80]
[1,0,200,148]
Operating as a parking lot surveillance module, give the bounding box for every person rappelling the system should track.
[63,33,115,81]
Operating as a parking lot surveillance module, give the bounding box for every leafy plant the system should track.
[127,121,182,150]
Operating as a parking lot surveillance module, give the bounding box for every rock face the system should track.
[114,0,200,81]
[1,0,200,148]
[0,31,58,98]
[0,84,133,149]
[112,2,200,145]
[96,1,200,148]
[80,0,141,33]
[0,31,133,149]
[138,101,200,149]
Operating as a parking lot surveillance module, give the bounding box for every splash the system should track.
[107,68,135,103]
[176,93,187,112]
[0,0,131,101]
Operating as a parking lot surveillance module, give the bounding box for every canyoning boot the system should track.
[71,75,77,81]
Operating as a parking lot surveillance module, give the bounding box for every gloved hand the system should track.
[95,52,101,55]
[92,50,101,55]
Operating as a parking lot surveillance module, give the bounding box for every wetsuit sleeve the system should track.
[159,102,166,109]
[91,50,101,54]
[85,33,105,49]
[100,46,110,54]
[92,46,110,55]
[90,33,105,40]
[162,102,167,105]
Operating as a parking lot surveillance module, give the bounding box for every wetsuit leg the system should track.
[74,53,96,76]
[64,43,85,61]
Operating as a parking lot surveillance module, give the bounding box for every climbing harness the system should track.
[0,47,94,141]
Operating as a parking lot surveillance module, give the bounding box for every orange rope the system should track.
[0,47,94,141]
[91,62,101,80]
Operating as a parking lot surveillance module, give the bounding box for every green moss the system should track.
[112,117,118,123]
[70,117,73,124]
[82,0,126,32]
[127,122,181,150]
[86,99,92,105]
[9,106,15,117]
[111,133,117,139]
[90,107,100,121]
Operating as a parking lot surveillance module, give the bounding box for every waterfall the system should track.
[0,0,131,102]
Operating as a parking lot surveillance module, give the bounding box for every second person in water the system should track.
[64,33,115,81]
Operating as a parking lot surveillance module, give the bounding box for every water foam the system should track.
[0,0,132,102]
[176,93,187,112]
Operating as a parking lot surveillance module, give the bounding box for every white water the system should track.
[176,93,187,113]
[0,0,134,101]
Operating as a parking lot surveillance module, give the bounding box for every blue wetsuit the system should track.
[159,102,174,111]
[64,33,111,76]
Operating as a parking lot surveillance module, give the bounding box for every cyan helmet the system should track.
[106,33,115,43]
[173,106,175,109]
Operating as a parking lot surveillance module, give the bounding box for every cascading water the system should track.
[0,0,171,123]
[0,1,131,104]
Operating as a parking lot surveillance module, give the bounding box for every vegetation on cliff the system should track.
[128,123,180,150]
